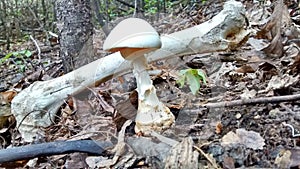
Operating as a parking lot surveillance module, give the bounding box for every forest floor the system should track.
[1,0,300,168]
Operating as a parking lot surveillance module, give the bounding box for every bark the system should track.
[55,0,94,73]
[1,0,10,50]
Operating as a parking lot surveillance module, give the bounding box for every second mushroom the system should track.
[103,18,175,134]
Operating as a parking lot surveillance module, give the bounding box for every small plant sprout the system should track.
[177,68,207,95]
[103,18,175,135]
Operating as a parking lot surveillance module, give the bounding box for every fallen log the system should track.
[11,0,249,142]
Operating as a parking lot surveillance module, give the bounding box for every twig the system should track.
[133,0,137,17]
[86,87,114,113]
[150,131,179,146]
[202,93,300,108]
[193,145,221,169]
[27,6,43,29]
[282,122,300,137]
[280,103,296,115]
[29,35,41,61]
[96,120,133,167]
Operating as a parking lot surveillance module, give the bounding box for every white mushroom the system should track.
[103,18,175,134]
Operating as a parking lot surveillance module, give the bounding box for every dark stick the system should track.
[203,93,300,108]
[0,140,113,163]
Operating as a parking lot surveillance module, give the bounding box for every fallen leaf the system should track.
[164,137,199,169]
[275,148,300,169]
[0,90,17,104]
[256,0,291,57]
[215,121,223,134]
[236,128,265,150]
[221,131,240,146]
[248,38,269,51]
[235,65,255,73]
[222,156,235,169]
[221,128,265,150]
[240,88,257,99]
[266,74,299,91]
[290,54,300,74]
[257,61,277,71]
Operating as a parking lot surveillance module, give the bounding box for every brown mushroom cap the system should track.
[103,18,161,60]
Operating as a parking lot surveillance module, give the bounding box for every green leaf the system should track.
[179,69,189,75]
[16,60,23,65]
[177,76,186,88]
[12,52,19,56]
[19,65,26,72]
[4,53,13,58]
[0,53,13,65]
[176,68,207,95]
[186,71,200,95]
[19,50,26,54]
[24,50,32,58]
[197,69,207,84]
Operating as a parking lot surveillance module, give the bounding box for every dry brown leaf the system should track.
[236,128,265,150]
[247,38,269,51]
[215,121,223,134]
[265,74,299,91]
[164,137,199,169]
[275,148,300,169]
[221,131,240,145]
[0,90,17,104]
[221,128,265,150]
[290,54,300,73]
[240,88,257,99]
[257,61,277,71]
[256,0,291,57]
[235,65,255,73]
[222,156,235,169]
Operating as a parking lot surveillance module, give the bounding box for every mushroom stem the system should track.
[132,56,175,134]
[132,56,153,100]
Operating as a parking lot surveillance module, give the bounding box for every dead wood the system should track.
[203,93,300,108]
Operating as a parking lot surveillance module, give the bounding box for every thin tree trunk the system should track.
[162,0,166,13]
[92,0,109,35]
[1,0,10,50]
[55,0,94,73]
[41,0,47,26]
[156,0,160,21]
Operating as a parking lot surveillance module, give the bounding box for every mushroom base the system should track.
[134,85,175,135]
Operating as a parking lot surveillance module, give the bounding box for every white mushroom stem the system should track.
[132,56,153,100]
[132,56,175,133]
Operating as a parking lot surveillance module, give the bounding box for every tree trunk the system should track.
[92,0,109,35]
[1,0,10,50]
[55,0,94,73]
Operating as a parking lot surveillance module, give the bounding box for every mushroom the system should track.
[103,18,175,134]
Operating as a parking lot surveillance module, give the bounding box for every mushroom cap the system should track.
[103,18,161,59]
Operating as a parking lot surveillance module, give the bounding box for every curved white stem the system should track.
[132,56,175,134]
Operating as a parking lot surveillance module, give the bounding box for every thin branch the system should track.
[203,93,300,108]
[115,0,144,12]
[283,123,300,137]
[193,145,221,169]
[133,0,137,17]
[29,35,41,61]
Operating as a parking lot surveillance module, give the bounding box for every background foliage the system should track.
[0,0,203,51]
